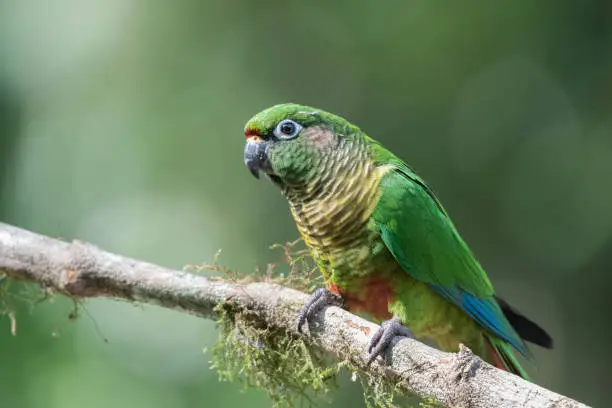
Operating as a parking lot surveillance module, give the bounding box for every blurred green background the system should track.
[1,1,610,407]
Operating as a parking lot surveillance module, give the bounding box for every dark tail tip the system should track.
[495,296,554,349]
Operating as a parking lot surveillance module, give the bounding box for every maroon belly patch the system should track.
[327,275,394,320]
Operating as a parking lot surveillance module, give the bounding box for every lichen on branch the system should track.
[201,241,411,408]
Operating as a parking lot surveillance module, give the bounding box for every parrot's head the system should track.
[243,103,357,187]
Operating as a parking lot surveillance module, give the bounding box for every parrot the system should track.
[243,103,552,379]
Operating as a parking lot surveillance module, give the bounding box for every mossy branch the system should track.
[0,222,588,408]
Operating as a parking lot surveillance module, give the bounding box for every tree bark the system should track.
[0,222,588,408]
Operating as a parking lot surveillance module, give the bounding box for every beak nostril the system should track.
[248,135,263,144]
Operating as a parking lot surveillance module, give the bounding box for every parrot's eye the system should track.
[274,119,302,140]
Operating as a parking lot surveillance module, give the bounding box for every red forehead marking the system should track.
[245,127,261,138]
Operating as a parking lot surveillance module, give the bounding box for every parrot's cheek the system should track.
[244,139,273,179]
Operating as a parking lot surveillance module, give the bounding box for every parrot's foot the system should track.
[297,288,343,333]
[366,316,415,365]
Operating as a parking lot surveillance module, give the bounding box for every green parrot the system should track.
[243,103,552,378]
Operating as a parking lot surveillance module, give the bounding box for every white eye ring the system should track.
[274,119,303,140]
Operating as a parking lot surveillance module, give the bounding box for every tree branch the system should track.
[0,222,587,408]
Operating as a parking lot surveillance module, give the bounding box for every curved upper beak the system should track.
[244,138,271,179]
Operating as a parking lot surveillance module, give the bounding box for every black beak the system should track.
[244,140,270,179]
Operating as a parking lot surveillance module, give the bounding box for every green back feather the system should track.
[369,141,528,356]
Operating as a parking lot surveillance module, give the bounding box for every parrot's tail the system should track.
[484,335,530,380]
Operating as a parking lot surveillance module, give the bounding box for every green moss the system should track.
[205,301,442,408]
[0,273,15,335]
[188,239,324,292]
[418,397,443,408]
[205,302,337,407]
[201,240,444,408]
[0,273,52,335]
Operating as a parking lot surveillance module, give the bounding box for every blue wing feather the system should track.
[431,285,529,356]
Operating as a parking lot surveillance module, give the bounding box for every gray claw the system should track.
[366,316,414,365]
[297,288,343,333]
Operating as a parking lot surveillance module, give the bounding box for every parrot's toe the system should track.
[366,316,415,365]
[297,288,343,333]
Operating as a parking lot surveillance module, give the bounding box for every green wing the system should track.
[370,145,527,354]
